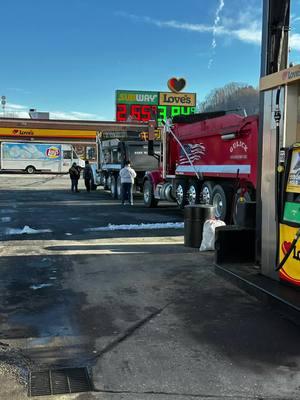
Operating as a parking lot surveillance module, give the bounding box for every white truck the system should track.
[0,142,84,173]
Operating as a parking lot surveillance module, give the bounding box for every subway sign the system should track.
[116,90,196,126]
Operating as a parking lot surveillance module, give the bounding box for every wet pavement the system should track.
[1,174,300,399]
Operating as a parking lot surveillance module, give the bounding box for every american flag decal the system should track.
[179,143,206,165]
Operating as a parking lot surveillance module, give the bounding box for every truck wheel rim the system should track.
[202,187,210,203]
[213,193,223,218]
[117,181,121,197]
[144,187,150,202]
[188,185,196,204]
[176,185,184,205]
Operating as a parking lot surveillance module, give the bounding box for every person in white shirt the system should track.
[119,160,137,205]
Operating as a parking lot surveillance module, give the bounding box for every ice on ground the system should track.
[84,222,184,232]
[0,209,16,214]
[5,225,52,235]
[1,217,11,222]
[30,283,53,290]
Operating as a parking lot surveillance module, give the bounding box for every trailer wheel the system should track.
[187,180,200,205]
[25,166,36,174]
[211,184,233,222]
[110,175,118,199]
[175,180,188,209]
[103,174,109,190]
[200,181,214,204]
[91,180,97,191]
[143,180,158,208]
[117,176,122,200]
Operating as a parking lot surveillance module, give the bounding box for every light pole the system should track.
[1,96,6,117]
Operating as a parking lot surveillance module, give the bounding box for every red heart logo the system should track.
[282,241,292,255]
[167,77,186,93]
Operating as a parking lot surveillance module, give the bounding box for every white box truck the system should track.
[0,142,84,173]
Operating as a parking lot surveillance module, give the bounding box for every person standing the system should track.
[119,160,137,205]
[69,162,80,193]
[83,160,92,192]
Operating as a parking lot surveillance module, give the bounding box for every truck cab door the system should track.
[62,149,72,171]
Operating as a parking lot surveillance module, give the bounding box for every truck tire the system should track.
[175,179,188,209]
[102,174,109,190]
[91,180,97,191]
[200,181,214,204]
[143,180,158,208]
[25,166,36,174]
[187,180,200,205]
[211,184,233,222]
[117,176,122,200]
[110,175,118,199]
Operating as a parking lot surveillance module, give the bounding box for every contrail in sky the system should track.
[208,0,225,69]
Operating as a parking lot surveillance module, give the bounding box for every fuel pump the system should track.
[259,64,300,285]
[276,144,300,284]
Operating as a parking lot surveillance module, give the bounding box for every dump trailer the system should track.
[91,130,160,198]
[143,112,259,222]
[0,141,84,173]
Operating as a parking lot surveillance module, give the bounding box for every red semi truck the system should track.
[143,111,259,222]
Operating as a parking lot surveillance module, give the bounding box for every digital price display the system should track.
[116,90,196,126]
[116,104,158,122]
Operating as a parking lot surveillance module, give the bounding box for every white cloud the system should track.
[1,102,105,121]
[290,33,300,51]
[50,111,105,120]
[208,0,225,68]
[116,10,300,53]
[6,102,28,110]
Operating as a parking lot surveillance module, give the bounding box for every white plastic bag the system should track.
[200,219,226,251]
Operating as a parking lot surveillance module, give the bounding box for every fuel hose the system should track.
[274,87,282,271]
[276,228,300,271]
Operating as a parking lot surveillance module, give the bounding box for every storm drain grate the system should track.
[29,367,92,397]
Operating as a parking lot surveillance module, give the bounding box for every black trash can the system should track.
[184,204,215,248]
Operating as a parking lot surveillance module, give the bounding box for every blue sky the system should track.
[0,0,299,120]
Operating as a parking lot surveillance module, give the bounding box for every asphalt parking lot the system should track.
[1,174,300,400]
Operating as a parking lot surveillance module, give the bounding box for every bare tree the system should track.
[199,82,259,116]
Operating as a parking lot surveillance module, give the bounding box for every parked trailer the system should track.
[91,130,160,198]
[143,112,258,222]
[0,142,84,173]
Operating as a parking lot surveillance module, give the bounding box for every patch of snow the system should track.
[49,277,57,280]
[5,225,52,235]
[70,217,80,221]
[30,283,53,290]
[1,217,11,222]
[0,209,16,214]
[84,222,184,232]
[65,232,72,236]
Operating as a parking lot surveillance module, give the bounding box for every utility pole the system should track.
[1,96,6,117]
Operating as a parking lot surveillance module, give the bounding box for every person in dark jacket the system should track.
[69,162,80,192]
[83,160,92,192]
